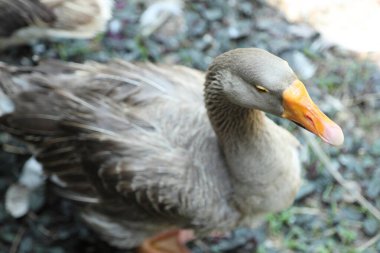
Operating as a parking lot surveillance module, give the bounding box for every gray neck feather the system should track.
[202,51,302,218]
[204,68,271,216]
[204,71,264,146]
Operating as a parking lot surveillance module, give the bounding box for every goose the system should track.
[0,48,343,253]
[0,0,113,49]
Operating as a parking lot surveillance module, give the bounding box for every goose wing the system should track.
[0,60,235,228]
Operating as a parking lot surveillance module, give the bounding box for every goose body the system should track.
[0,0,113,49]
[0,48,343,250]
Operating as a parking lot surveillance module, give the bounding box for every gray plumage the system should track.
[0,48,302,249]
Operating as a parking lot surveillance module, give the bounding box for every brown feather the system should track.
[0,50,303,249]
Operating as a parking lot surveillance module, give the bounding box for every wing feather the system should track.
[0,60,232,228]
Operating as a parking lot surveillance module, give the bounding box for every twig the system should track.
[2,143,29,155]
[357,233,380,252]
[10,226,26,253]
[301,130,380,221]
[291,207,322,216]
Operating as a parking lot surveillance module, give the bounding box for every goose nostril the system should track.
[305,114,314,128]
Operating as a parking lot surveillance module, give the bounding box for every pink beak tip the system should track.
[321,123,344,146]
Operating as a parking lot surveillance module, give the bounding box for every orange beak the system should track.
[282,80,344,146]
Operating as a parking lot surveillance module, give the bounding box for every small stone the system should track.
[288,24,317,39]
[295,182,316,201]
[282,51,317,79]
[319,94,344,115]
[366,169,380,199]
[363,218,379,237]
[338,154,358,171]
[238,2,254,16]
[29,186,45,212]
[371,140,380,156]
[204,9,223,21]
[228,21,252,39]
[0,92,14,116]
[187,14,207,37]
[338,207,364,221]
[5,184,30,218]
[109,19,122,35]
[268,39,291,54]
[19,157,45,189]
[255,17,273,31]
[19,236,34,252]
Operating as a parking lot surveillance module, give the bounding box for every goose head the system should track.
[207,48,344,146]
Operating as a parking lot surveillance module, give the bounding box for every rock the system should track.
[366,169,380,199]
[5,184,30,218]
[319,94,344,115]
[338,154,359,171]
[363,218,379,237]
[295,182,316,201]
[5,157,45,218]
[0,91,14,116]
[108,19,123,35]
[187,13,207,37]
[281,51,317,79]
[371,140,380,156]
[238,2,254,16]
[204,9,223,21]
[139,0,186,37]
[288,23,317,39]
[228,21,252,39]
[19,157,45,189]
[255,16,274,31]
[337,207,364,221]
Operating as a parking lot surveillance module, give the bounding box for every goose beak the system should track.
[282,80,344,146]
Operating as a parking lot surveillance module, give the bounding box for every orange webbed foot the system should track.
[138,229,194,253]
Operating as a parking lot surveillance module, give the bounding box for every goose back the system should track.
[0,60,240,245]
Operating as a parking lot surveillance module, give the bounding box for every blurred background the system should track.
[0,0,380,252]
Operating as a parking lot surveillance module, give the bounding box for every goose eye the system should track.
[255,85,269,93]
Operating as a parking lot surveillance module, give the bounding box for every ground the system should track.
[0,0,380,252]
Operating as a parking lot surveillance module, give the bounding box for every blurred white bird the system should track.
[0,0,113,49]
